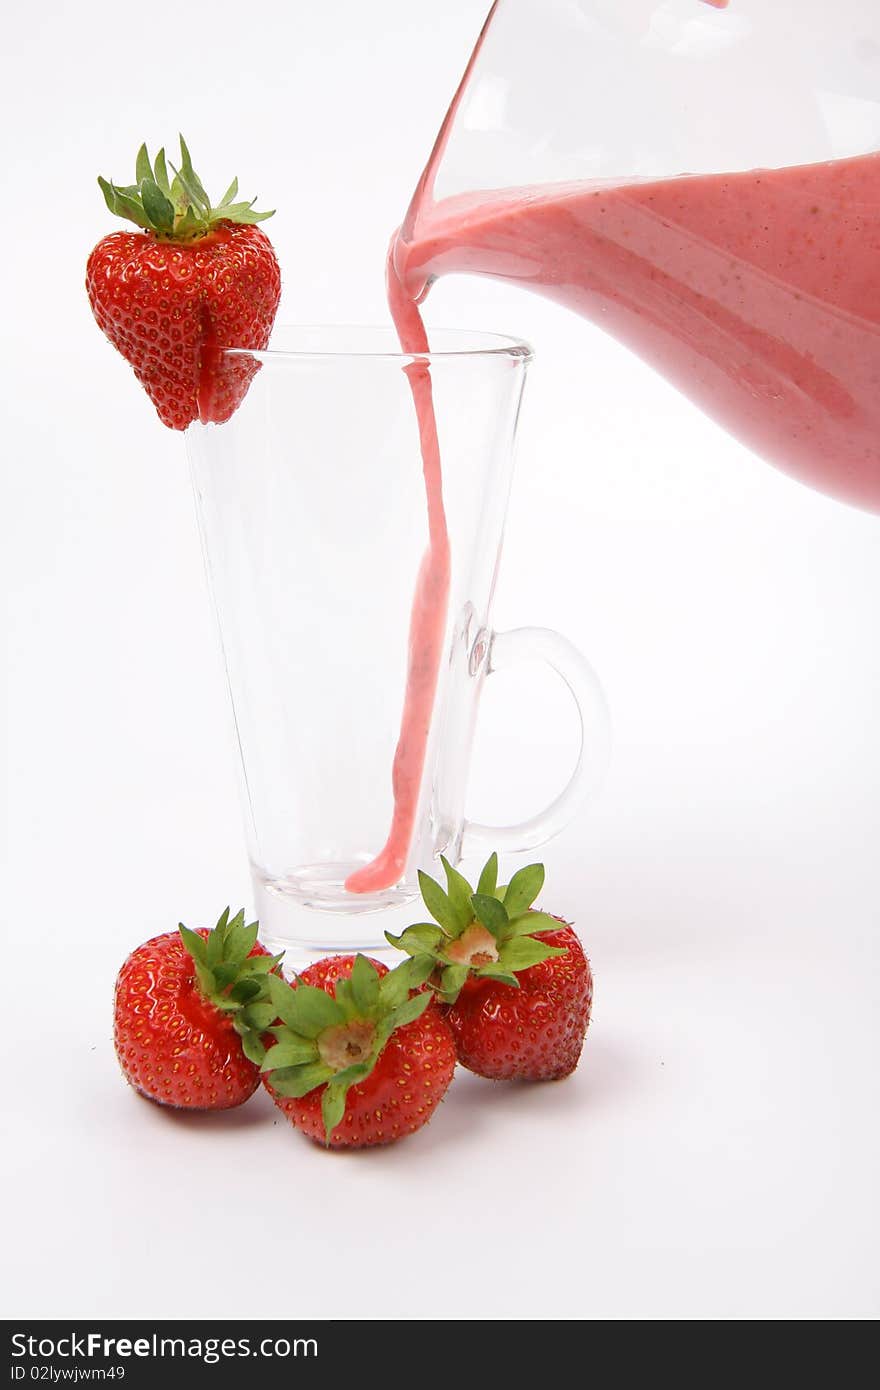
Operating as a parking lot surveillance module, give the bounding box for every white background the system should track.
[3,0,879,1320]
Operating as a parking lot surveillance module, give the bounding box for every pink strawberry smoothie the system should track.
[342,258,451,893]
[396,155,880,513]
[347,0,880,896]
[348,148,880,892]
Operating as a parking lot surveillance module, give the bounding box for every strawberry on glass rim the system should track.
[86,136,281,429]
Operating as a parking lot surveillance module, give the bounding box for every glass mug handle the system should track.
[461,625,611,857]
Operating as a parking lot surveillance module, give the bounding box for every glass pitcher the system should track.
[392,0,880,512]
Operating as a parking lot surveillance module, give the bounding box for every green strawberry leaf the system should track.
[405,955,437,989]
[177,134,210,213]
[266,972,306,1029]
[97,178,151,231]
[505,911,562,939]
[219,199,260,219]
[177,900,280,1050]
[440,856,475,929]
[268,1061,335,1099]
[386,990,433,1033]
[178,924,207,967]
[470,893,509,938]
[332,977,354,1013]
[153,147,171,196]
[328,1060,373,1089]
[221,909,246,948]
[225,917,260,962]
[502,863,545,919]
[349,954,381,1015]
[239,1030,267,1067]
[261,1038,320,1072]
[439,963,470,1001]
[211,962,240,991]
[211,992,239,1013]
[385,923,444,956]
[321,1082,348,1142]
[473,963,520,988]
[239,1000,276,1031]
[221,205,275,224]
[175,202,200,235]
[236,952,281,976]
[207,922,227,967]
[135,144,152,186]
[497,935,567,974]
[476,851,499,897]
[417,870,461,934]
[378,956,423,1009]
[172,163,208,216]
[97,138,273,240]
[375,989,432,1049]
[140,179,174,234]
[229,977,263,1005]
[283,984,347,1039]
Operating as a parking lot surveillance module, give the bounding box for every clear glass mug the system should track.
[186,328,610,964]
[395,0,880,511]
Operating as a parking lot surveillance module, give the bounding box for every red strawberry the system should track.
[86,137,280,430]
[261,954,456,1148]
[447,921,591,1080]
[387,853,593,1081]
[113,907,280,1110]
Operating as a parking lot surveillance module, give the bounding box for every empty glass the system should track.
[186,327,609,963]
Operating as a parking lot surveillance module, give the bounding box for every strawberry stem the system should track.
[97,135,274,242]
[386,853,568,1003]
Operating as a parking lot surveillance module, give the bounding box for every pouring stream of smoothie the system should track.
[347,0,879,893]
[348,149,880,894]
[343,258,451,893]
